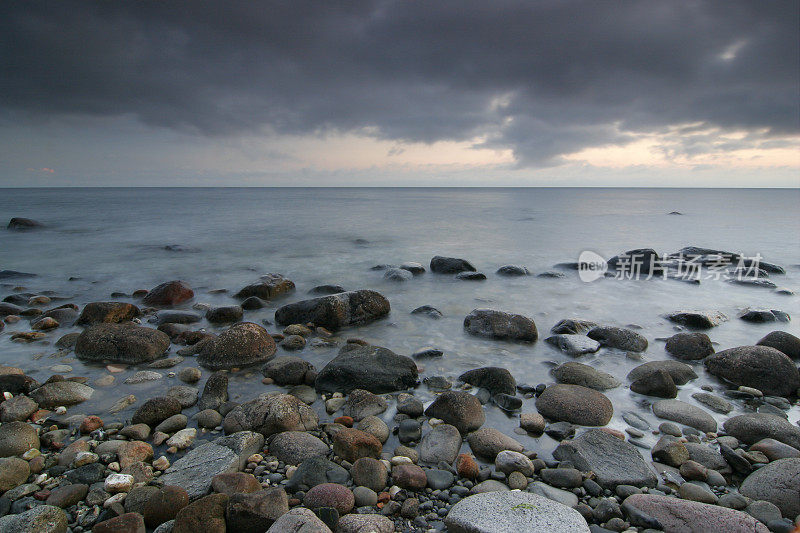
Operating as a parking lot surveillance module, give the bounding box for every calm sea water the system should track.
[1,187,799,457]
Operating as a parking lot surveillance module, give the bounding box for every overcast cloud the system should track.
[1,1,798,185]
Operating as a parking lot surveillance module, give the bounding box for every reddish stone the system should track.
[118,440,154,469]
[334,416,354,428]
[599,428,626,440]
[303,483,355,515]
[34,490,50,501]
[93,512,146,533]
[210,472,262,495]
[377,492,391,504]
[392,464,427,490]
[456,453,479,479]
[79,415,104,434]
[143,485,190,528]
[173,493,228,533]
[332,428,382,463]
[142,280,194,307]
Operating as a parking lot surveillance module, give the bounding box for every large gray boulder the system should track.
[418,424,462,465]
[463,309,537,342]
[652,399,717,433]
[553,429,658,489]
[623,493,769,533]
[535,384,613,426]
[198,322,276,370]
[314,344,417,394]
[740,458,800,518]
[445,491,590,533]
[275,290,390,330]
[704,345,800,397]
[723,414,800,449]
[223,393,318,437]
[75,324,170,364]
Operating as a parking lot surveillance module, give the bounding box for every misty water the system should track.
[1,187,799,461]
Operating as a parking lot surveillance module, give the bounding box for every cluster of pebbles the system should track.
[0,248,798,533]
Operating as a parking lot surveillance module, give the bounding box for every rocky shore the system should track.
[0,249,799,533]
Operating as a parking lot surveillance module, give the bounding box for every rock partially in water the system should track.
[664,332,714,360]
[429,255,476,274]
[704,345,800,397]
[607,248,664,276]
[261,356,315,385]
[314,344,417,394]
[455,271,487,281]
[723,414,800,449]
[198,322,276,370]
[76,302,141,326]
[308,284,346,295]
[383,267,413,281]
[142,280,194,307]
[234,273,295,300]
[463,309,537,342]
[75,323,170,364]
[727,277,777,289]
[496,264,530,276]
[424,391,485,434]
[652,399,717,433]
[630,368,678,398]
[446,491,590,533]
[410,305,442,319]
[30,381,94,407]
[545,334,601,356]
[691,392,732,414]
[7,217,43,230]
[627,360,698,385]
[205,305,243,324]
[550,318,598,335]
[756,330,800,359]
[223,393,318,437]
[275,289,390,330]
[666,310,727,329]
[458,367,516,395]
[553,428,658,489]
[623,493,768,533]
[535,384,613,426]
[739,308,790,323]
[587,325,647,352]
[551,362,620,391]
[132,396,182,427]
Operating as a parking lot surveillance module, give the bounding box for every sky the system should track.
[1,1,798,187]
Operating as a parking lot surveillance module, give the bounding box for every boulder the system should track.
[132,396,182,426]
[623,493,768,533]
[739,458,800,518]
[0,457,30,491]
[463,309,537,342]
[76,302,141,326]
[0,421,40,457]
[205,305,244,324]
[234,273,295,300]
[336,515,394,533]
[424,391,485,434]
[418,424,462,465]
[269,431,329,465]
[198,322,276,370]
[332,428,382,463]
[553,429,658,489]
[285,457,349,492]
[29,381,94,408]
[430,256,476,274]
[458,367,516,395]
[551,362,620,390]
[587,326,647,352]
[550,319,598,335]
[75,323,170,364]
[142,280,194,307]
[704,345,800,397]
[630,369,678,398]
[666,311,727,329]
[627,360,697,385]
[383,267,413,281]
[275,289,389,330]
[0,505,68,533]
[445,491,590,533]
[756,330,800,359]
[314,344,417,394]
[7,217,43,230]
[496,265,530,276]
[261,356,315,385]
[343,389,388,421]
[652,399,717,433]
[265,507,332,532]
[172,493,228,533]
[223,393,318,437]
[535,384,613,426]
[466,428,523,460]
[665,332,715,361]
[226,487,289,532]
[723,414,800,449]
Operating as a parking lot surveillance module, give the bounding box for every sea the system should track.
[1,187,799,458]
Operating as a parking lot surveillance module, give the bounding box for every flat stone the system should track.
[463,309,538,342]
[624,493,769,533]
[723,414,800,449]
[652,399,717,432]
[545,335,601,356]
[551,362,620,390]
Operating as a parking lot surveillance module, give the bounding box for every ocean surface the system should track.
[1,187,799,458]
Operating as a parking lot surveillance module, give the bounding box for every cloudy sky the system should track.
[1,1,798,187]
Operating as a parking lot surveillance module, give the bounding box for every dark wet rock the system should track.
[424,391,485,434]
[383,267,413,281]
[651,435,689,467]
[235,273,295,300]
[727,277,777,288]
[240,296,266,310]
[455,271,487,281]
[205,305,244,323]
[0,374,39,395]
[740,458,800,518]
[46,483,89,508]
[399,262,426,275]
[551,362,620,390]
[630,369,677,398]
[554,428,658,489]
[314,344,417,394]
[0,270,36,279]
[418,424,462,465]
[536,384,613,426]
[75,323,170,364]
[30,381,93,407]
[223,393,318,437]
[493,392,522,411]
[691,392,732,413]
[392,464,427,490]
[7,217,43,230]
[623,493,768,533]
[466,427,523,460]
[198,322,276,370]
[704,345,800,397]
[76,302,141,326]
[410,305,442,319]
[143,485,190,528]
[286,457,349,492]
[458,367,516,395]
[412,347,443,358]
[275,289,390,330]
[652,399,716,432]
[197,371,228,411]
[343,389,387,421]
[723,414,800,449]
[669,246,740,262]
[132,396,182,426]
[396,393,424,417]
[665,332,714,360]
[0,302,24,317]
[756,330,800,359]
[740,309,790,323]
[309,284,346,295]
[607,248,664,276]
[463,309,537,342]
[587,326,647,352]
[545,334,601,356]
[627,360,698,385]
[537,270,566,278]
[496,264,530,276]
[226,487,289,531]
[261,356,315,385]
[666,311,727,329]
[142,280,194,307]
[429,256,476,274]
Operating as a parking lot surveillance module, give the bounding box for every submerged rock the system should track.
[7,217,44,230]
[410,305,442,319]
[198,322,276,370]
[75,323,170,364]
[496,265,530,276]
[275,289,390,330]
[429,255,476,274]
[383,267,413,281]
[704,345,800,397]
[463,309,537,342]
[314,344,417,394]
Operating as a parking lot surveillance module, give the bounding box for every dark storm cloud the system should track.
[1,0,797,165]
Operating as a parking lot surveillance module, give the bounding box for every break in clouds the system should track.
[1,0,798,167]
